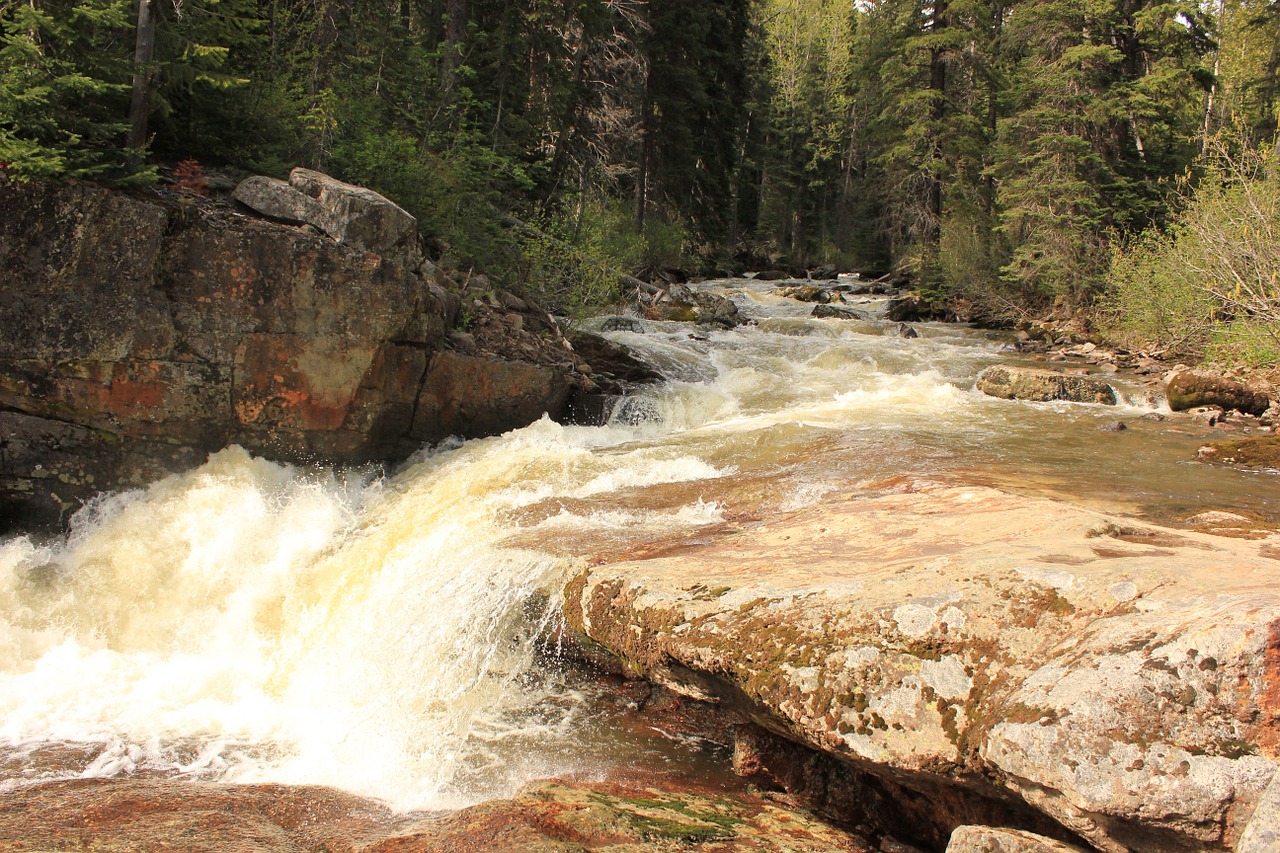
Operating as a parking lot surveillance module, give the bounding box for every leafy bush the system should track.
[1102,140,1280,363]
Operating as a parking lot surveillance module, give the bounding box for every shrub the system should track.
[1102,140,1280,363]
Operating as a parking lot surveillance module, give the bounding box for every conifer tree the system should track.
[0,0,143,182]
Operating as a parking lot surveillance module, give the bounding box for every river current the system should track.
[2,278,1277,810]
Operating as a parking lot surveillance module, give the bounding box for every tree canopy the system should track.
[2,0,1278,322]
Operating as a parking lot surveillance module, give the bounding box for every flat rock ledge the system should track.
[563,481,1280,852]
[976,365,1118,405]
[0,776,878,852]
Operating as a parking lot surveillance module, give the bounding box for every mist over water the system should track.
[3,278,1277,809]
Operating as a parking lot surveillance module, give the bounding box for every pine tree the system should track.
[0,0,144,182]
[994,0,1209,303]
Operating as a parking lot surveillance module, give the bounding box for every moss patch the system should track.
[1203,436,1280,470]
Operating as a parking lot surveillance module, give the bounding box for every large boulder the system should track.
[977,365,1117,405]
[565,482,1280,852]
[230,175,324,226]
[1166,369,1271,416]
[288,167,422,268]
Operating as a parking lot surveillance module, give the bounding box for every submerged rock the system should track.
[601,315,647,334]
[1166,369,1271,416]
[887,322,919,339]
[976,365,1117,405]
[779,284,832,303]
[1198,435,1280,470]
[564,481,1280,852]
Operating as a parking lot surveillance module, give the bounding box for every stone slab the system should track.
[565,481,1280,852]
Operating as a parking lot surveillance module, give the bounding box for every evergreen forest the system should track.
[2,0,1279,361]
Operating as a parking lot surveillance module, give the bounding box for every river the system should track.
[2,278,1277,812]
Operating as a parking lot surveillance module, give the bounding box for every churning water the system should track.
[2,278,1277,809]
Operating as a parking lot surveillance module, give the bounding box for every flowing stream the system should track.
[3,278,1278,811]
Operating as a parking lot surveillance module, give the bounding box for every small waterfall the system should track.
[4,278,1278,810]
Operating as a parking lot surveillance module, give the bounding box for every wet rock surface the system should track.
[812,304,871,321]
[564,480,1280,852]
[976,365,1118,406]
[0,776,875,852]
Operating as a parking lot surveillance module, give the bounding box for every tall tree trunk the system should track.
[636,73,653,228]
[925,0,948,254]
[127,0,157,150]
[440,0,468,94]
[1201,0,1227,151]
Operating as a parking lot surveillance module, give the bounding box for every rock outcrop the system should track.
[1166,369,1271,416]
[0,175,596,528]
[976,365,1118,406]
[564,481,1280,852]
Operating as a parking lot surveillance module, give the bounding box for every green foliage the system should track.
[0,0,150,183]
[511,196,691,316]
[329,121,520,273]
[513,219,623,317]
[1102,139,1280,364]
[1102,227,1220,354]
[0,0,1269,321]
[993,0,1209,306]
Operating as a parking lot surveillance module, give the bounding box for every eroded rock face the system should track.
[0,176,580,527]
[0,776,876,853]
[976,365,1118,406]
[564,481,1280,852]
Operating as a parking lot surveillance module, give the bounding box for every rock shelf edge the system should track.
[563,480,1280,852]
